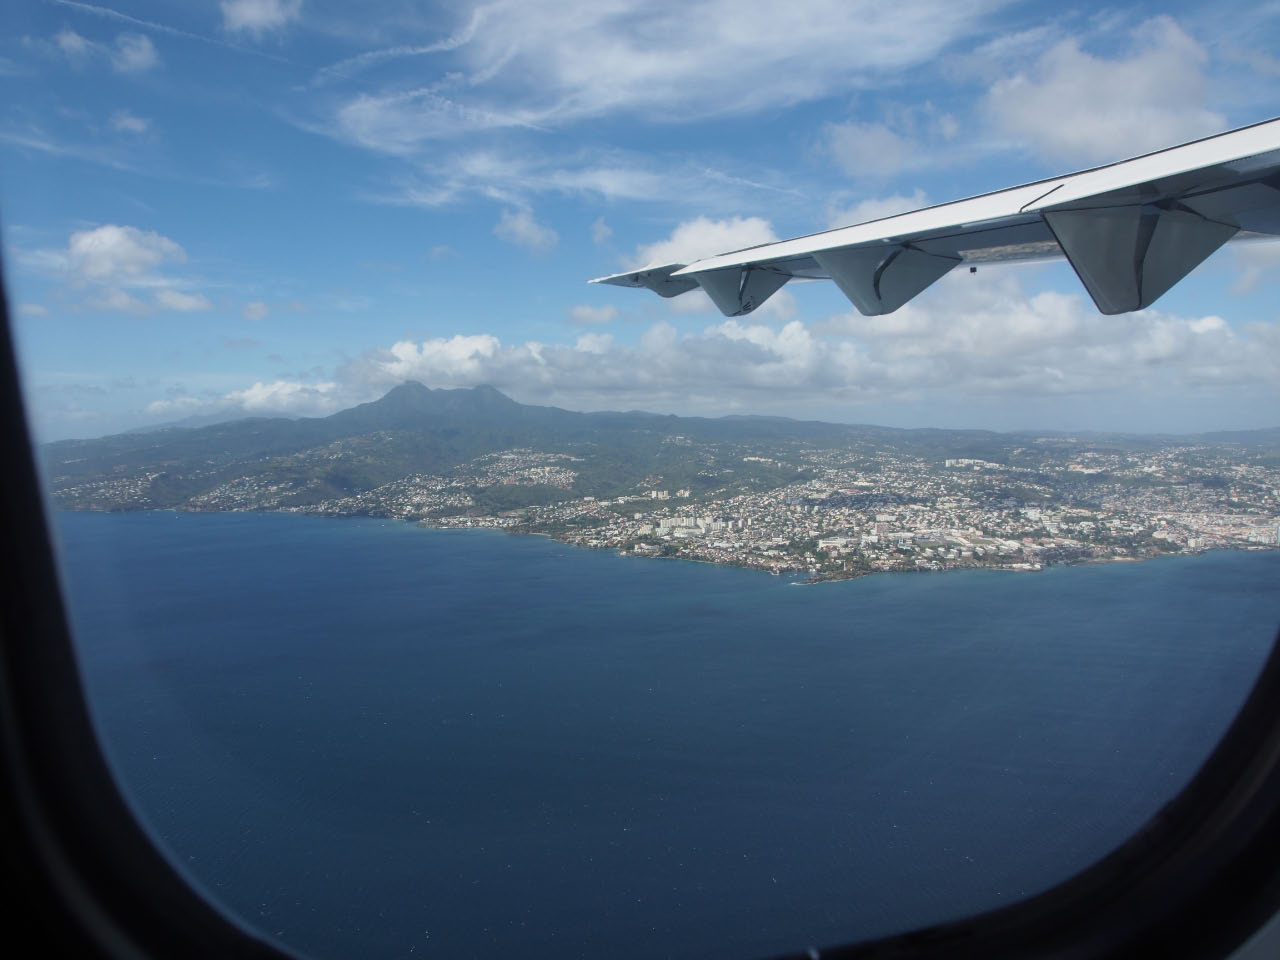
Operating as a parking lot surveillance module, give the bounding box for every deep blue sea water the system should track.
[53,510,1280,960]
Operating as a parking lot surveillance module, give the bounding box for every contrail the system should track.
[310,7,486,85]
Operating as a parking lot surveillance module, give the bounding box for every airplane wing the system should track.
[591,117,1280,317]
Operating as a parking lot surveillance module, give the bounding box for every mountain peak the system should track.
[380,381,513,403]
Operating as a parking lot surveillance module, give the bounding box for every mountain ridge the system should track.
[42,382,1280,515]
[48,382,1280,449]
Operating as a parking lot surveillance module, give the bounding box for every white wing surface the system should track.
[591,117,1280,316]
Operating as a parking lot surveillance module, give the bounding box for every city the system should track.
[52,415,1279,582]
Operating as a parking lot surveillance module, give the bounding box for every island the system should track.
[44,383,1280,582]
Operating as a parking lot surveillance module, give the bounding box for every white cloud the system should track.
[55,30,93,60]
[65,225,186,284]
[379,146,787,212]
[50,30,158,73]
[372,334,503,384]
[154,267,1279,429]
[320,0,1003,133]
[17,303,49,317]
[221,0,303,37]
[243,300,270,320]
[111,33,158,73]
[574,332,613,354]
[335,91,539,154]
[823,122,915,178]
[819,269,1278,392]
[568,304,617,326]
[223,379,339,415]
[144,380,340,419]
[154,289,213,312]
[828,189,930,229]
[632,216,777,268]
[591,217,612,244]
[493,207,558,253]
[984,17,1225,165]
[110,110,150,133]
[144,394,207,416]
[89,287,149,314]
[324,268,1278,416]
[20,225,210,316]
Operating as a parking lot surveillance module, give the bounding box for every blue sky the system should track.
[3,0,1280,440]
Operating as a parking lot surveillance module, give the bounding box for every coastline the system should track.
[67,505,1280,583]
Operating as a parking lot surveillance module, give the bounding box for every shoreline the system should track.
[66,506,1280,582]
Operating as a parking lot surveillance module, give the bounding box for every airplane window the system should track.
[4,2,1280,958]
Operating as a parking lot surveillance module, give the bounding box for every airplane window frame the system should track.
[2,257,1280,959]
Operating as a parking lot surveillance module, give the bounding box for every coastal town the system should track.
[160,437,1280,582]
[44,379,1280,582]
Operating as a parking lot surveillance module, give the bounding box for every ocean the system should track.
[52,510,1280,959]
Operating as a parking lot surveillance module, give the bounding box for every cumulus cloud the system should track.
[148,266,1279,427]
[65,224,186,283]
[243,300,270,320]
[984,17,1225,165]
[591,217,612,244]
[574,332,613,354]
[23,225,215,316]
[568,305,618,326]
[154,289,213,312]
[52,31,159,73]
[820,269,1278,393]
[221,0,303,37]
[340,271,1276,411]
[493,207,558,253]
[224,379,339,415]
[632,216,777,268]
[55,30,93,60]
[827,189,930,229]
[144,392,207,416]
[110,110,150,133]
[110,34,158,73]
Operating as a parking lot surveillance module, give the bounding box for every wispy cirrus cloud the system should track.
[366,143,801,215]
[315,0,1007,136]
[493,206,558,254]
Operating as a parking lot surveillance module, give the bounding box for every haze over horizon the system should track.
[4,0,1280,441]
[46,380,1280,445]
